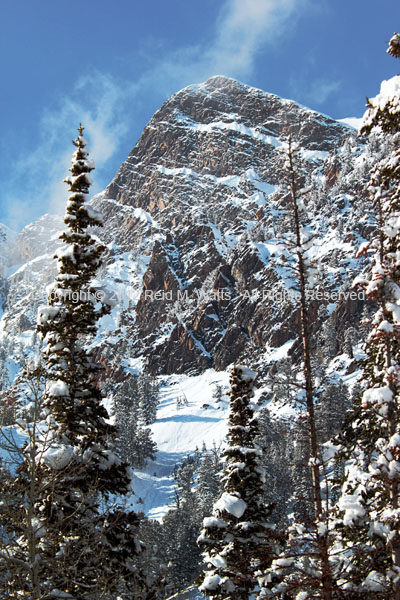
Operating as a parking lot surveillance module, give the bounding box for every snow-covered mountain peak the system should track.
[8,213,64,267]
[167,75,349,142]
[1,75,373,381]
[78,76,370,377]
[0,222,17,278]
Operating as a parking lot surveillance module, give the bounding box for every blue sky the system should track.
[0,0,399,231]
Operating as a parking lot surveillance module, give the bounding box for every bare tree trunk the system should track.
[287,138,333,600]
[28,388,42,599]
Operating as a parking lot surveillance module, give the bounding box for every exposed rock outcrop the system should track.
[1,76,373,377]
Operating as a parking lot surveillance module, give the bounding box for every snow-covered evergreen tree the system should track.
[289,411,313,522]
[159,447,223,597]
[212,384,226,405]
[138,372,159,425]
[2,126,145,598]
[316,381,349,444]
[331,35,400,599]
[197,443,223,516]
[113,375,157,468]
[0,364,48,598]
[163,454,204,595]
[257,409,293,528]
[197,364,279,599]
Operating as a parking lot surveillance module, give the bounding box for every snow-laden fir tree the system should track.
[330,34,400,599]
[197,364,279,600]
[0,364,47,598]
[197,443,223,517]
[113,376,157,469]
[8,125,145,599]
[159,446,222,597]
[257,408,293,529]
[137,372,159,425]
[163,455,204,595]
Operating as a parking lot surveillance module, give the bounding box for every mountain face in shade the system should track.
[1,76,372,380]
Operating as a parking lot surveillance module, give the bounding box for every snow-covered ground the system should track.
[166,585,203,600]
[131,368,231,519]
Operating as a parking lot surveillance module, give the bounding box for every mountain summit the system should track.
[2,77,369,379]
[83,76,367,376]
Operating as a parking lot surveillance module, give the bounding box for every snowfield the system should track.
[131,368,231,519]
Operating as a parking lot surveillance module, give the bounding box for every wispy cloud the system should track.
[211,0,306,77]
[289,75,342,113]
[308,79,342,105]
[4,72,137,230]
[140,0,309,92]
[4,0,310,231]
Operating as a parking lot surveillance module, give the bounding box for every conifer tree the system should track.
[0,364,47,598]
[331,34,400,599]
[212,384,226,405]
[138,372,159,425]
[1,126,144,599]
[197,364,279,600]
[257,410,293,528]
[113,375,157,468]
[197,444,222,516]
[163,455,203,595]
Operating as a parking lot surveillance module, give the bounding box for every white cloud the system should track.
[210,0,305,77]
[140,0,309,93]
[73,73,134,164]
[4,0,310,231]
[3,72,137,230]
[290,76,342,111]
[310,80,341,105]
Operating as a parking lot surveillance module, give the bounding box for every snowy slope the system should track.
[0,222,17,279]
[131,369,230,518]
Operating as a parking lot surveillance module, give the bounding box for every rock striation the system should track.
[1,76,373,378]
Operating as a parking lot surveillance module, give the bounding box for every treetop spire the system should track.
[388,32,400,59]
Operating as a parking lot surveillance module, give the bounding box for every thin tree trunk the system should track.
[287,138,333,600]
[28,383,41,599]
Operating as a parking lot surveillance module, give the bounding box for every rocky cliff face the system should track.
[0,76,374,381]
[91,76,370,375]
[0,223,17,314]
